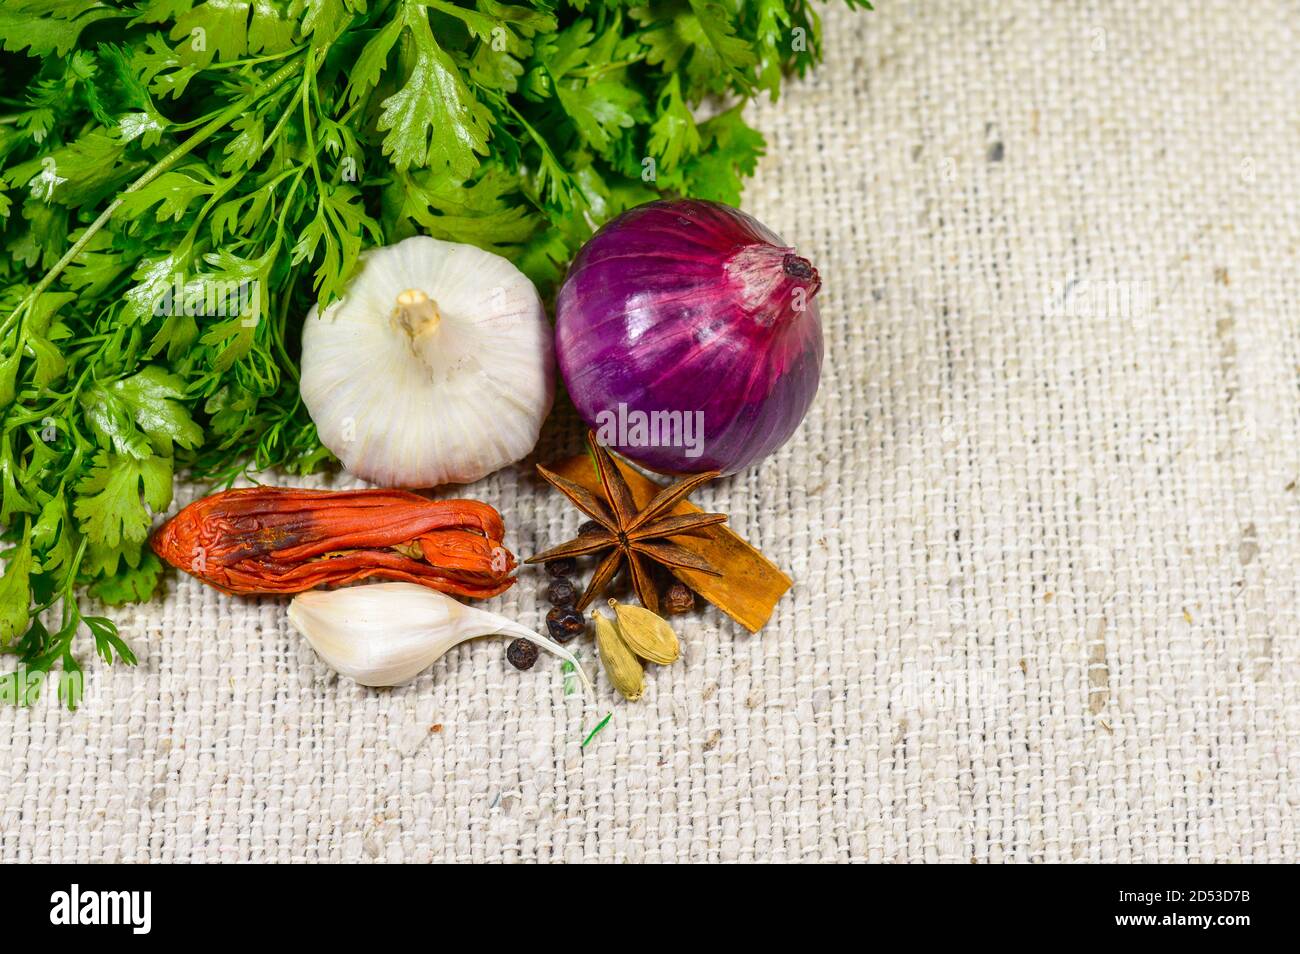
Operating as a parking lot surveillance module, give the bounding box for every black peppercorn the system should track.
[546,606,586,642]
[663,582,695,614]
[506,638,539,670]
[547,577,577,606]
[545,557,577,578]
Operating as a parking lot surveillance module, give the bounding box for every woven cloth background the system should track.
[4,0,1300,863]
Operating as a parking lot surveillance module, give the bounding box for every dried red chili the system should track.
[151,487,516,598]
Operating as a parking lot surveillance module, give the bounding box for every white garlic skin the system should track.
[300,236,555,487]
[287,583,592,694]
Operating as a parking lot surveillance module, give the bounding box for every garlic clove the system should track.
[288,583,593,696]
[287,589,451,686]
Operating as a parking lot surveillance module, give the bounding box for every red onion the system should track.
[554,199,823,475]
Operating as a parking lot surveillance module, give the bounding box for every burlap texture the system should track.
[3,0,1299,863]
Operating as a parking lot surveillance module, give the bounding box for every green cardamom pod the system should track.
[608,599,680,665]
[593,609,644,701]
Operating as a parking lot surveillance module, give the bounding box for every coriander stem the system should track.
[301,49,325,194]
[581,713,613,748]
[2,54,308,341]
[271,264,301,384]
[206,44,307,70]
[258,87,301,158]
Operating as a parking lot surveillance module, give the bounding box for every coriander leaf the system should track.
[0,438,37,524]
[81,537,143,580]
[207,197,244,245]
[537,18,595,80]
[31,494,74,577]
[131,32,201,99]
[121,234,195,323]
[0,348,22,410]
[74,451,172,549]
[8,199,66,270]
[147,313,199,363]
[4,129,144,207]
[634,5,691,72]
[64,229,133,296]
[80,387,153,460]
[111,366,204,454]
[556,80,641,153]
[394,168,538,249]
[89,549,163,605]
[515,227,572,291]
[0,4,119,58]
[291,182,380,304]
[81,366,203,459]
[0,533,34,647]
[292,0,354,51]
[453,0,543,94]
[24,288,75,333]
[687,0,757,88]
[376,3,490,175]
[99,42,170,146]
[478,0,556,39]
[647,73,699,169]
[117,109,167,147]
[753,0,792,97]
[25,332,66,389]
[471,42,524,94]
[169,0,296,68]
[633,0,757,100]
[129,0,194,26]
[221,113,265,172]
[85,614,136,665]
[118,168,217,222]
[345,13,403,105]
[198,315,257,374]
[678,104,765,205]
[425,0,500,43]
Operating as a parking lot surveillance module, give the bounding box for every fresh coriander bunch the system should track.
[0,0,870,704]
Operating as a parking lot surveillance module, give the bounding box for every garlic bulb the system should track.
[300,236,554,487]
[287,582,592,695]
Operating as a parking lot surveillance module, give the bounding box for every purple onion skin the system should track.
[555,199,824,476]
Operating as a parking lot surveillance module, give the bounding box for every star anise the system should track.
[527,432,726,615]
